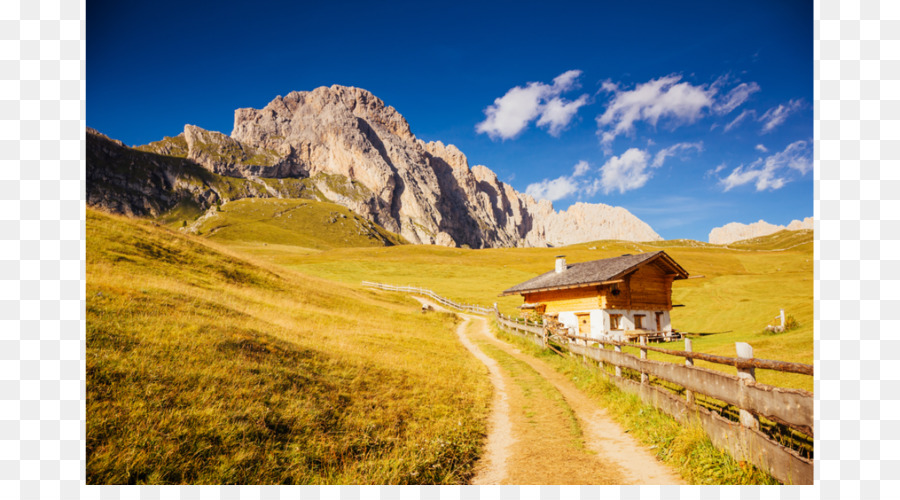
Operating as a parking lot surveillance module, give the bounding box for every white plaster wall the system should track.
[557,311,578,336]
[602,309,672,340]
[658,310,672,332]
[590,310,606,338]
[554,309,673,341]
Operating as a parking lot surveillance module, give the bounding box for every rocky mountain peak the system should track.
[421,140,470,173]
[233,85,414,146]
[89,85,664,247]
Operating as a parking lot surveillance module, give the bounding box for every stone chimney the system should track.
[555,255,566,273]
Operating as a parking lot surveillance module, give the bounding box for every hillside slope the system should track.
[708,217,813,244]
[251,234,812,390]
[86,208,490,484]
[192,198,406,249]
[87,85,662,248]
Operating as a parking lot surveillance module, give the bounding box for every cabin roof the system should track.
[500,251,688,296]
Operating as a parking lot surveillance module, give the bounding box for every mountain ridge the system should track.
[708,217,814,245]
[87,84,662,247]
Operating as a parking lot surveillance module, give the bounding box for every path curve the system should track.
[414,296,684,485]
[412,297,513,484]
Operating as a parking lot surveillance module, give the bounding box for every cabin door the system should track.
[576,313,591,337]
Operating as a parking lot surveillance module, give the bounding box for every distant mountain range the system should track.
[708,217,813,245]
[87,85,662,248]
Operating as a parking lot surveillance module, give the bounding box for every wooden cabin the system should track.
[501,251,689,342]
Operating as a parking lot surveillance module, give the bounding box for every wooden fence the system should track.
[363,281,814,485]
[362,281,494,315]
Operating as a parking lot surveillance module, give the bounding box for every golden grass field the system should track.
[87,208,490,484]
[235,224,813,390]
[87,198,813,484]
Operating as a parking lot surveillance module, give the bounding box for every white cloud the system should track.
[755,144,768,153]
[759,99,803,133]
[723,109,755,132]
[525,160,591,202]
[651,142,703,168]
[704,163,727,178]
[714,82,761,115]
[524,176,579,202]
[719,140,812,191]
[476,70,590,140]
[525,142,695,200]
[595,75,761,146]
[551,69,582,90]
[600,148,651,194]
[600,79,619,93]
[536,95,590,136]
[572,160,590,177]
[596,75,715,146]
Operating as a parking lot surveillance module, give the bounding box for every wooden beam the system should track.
[500,279,625,296]
[609,376,812,485]
[566,343,813,437]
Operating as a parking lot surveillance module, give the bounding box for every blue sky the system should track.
[88,0,812,241]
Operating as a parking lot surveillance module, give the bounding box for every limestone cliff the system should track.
[708,217,813,245]
[88,85,663,247]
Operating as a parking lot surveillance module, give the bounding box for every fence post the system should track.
[614,344,622,377]
[736,342,760,430]
[639,336,648,384]
[684,338,695,405]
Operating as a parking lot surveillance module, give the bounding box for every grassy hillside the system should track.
[726,229,814,251]
[223,232,813,391]
[86,208,490,484]
[193,198,406,250]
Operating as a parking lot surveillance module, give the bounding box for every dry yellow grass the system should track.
[87,208,491,484]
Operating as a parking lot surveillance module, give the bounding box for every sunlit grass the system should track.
[87,208,491,484]
[195,198,405,249]
[90,196,813,484]
[233,224,813,390]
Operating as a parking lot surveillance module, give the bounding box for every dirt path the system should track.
[413,297,684,485]
[454,315,513,484]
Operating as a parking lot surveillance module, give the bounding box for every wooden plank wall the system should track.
[525,288,599,314]
[627,263,673,310]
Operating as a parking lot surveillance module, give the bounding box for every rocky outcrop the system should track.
[87,128,320,218]
[526,202,662,246]
[786,217,815,231]
[87,128,219,217]
[709,217,813,245]
[88,85,663,247]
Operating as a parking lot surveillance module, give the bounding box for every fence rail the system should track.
[364,281,813,485]
[548,330,814,375]
[494,312,813,485]
[362,281,494,315]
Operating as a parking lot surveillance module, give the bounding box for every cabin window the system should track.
[634,314,645,329]
[610,314,622,330]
